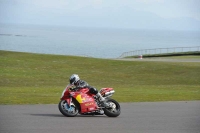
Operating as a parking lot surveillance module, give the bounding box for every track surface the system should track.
[114,58,200,62]
[0,101,200,133]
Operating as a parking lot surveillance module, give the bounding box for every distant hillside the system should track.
[63,8,200,31]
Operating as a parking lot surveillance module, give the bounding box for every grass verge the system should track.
[0,50,200,104]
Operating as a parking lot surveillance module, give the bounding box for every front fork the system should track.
[64,97,75,112]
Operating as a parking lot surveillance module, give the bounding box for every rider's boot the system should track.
[96,93,110,108]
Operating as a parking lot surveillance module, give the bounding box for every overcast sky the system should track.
[0,0,200,30]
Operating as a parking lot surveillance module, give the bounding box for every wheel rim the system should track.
[107,102,120,113]
[61,101,77,114]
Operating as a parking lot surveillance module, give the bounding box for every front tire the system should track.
[103,99,121,117]
[58,100,79,117]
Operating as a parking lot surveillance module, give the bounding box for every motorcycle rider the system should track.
[69,74,109,108]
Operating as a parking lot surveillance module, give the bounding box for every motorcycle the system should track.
[58,85,121,117]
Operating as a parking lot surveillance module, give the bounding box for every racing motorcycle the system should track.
[58,85,121,117]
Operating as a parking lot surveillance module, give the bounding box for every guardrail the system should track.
[118,46,200,58]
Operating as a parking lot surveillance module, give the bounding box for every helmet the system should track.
[69,74,80,85]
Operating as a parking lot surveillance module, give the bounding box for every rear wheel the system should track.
[103,99,121,117]
[58,100,79,117]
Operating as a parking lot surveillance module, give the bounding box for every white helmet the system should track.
[69,74,80,85]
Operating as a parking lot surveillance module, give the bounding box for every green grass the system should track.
[0,50,200,104]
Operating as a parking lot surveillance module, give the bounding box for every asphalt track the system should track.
[0,101,200,133]
[114,58,200,62]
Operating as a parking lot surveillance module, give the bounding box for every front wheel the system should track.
[58,100,79,117]
[103,99,121,117]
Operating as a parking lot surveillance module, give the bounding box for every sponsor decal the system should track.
[85,102,94,106]
[76,94,86,103]
[89,107,94,111]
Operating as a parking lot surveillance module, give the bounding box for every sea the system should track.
[0,24,200,58]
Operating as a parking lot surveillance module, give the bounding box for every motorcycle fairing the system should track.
[74,89,98,113]
[61,88,99,113]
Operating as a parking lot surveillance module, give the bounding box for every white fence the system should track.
[119,46,200,58]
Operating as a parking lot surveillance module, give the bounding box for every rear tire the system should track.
[103,99,121,117]
[58,100,79,117]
